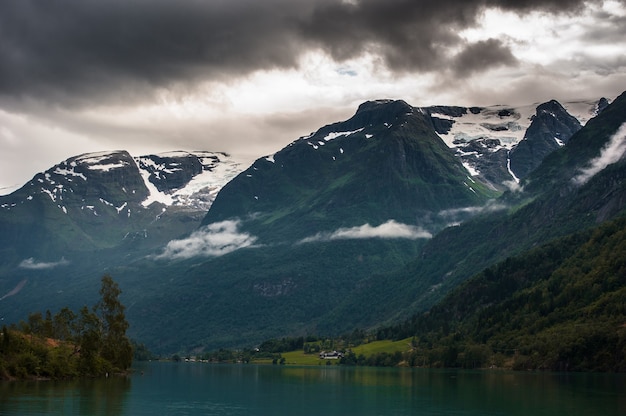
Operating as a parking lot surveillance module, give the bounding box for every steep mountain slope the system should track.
[508,100,582,179]
[327,91,626,332]
[123,96,616,352]
[0,93,619,355]
[203,99,498,242]
[0,150,243,266]
[385,214,626,371]
[116,99,506,351]
[429,99,604,190]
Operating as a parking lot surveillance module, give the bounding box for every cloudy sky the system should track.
[1,0,625,193]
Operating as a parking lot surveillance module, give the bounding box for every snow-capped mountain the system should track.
[203,99,498,242]
[0,150,244,264]
[424,98,607,189]
[1,150,244,215]
[428,98,604,149]
[134,151,244,211]
[1,90,625,355]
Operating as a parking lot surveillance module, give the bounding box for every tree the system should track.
[52,307,77,342]
[96,275,132,371]
[27,312,43,336]
[77,305,103,375]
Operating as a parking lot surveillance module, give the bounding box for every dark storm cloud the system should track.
[0,0,311,107]
[0,0,589,108]
[299,0,588,70]
[452,39,519,76]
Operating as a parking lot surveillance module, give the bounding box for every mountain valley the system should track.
[1,92,624,357]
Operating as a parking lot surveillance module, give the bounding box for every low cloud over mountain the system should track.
[18,257,69,270]
[573,122,626,185]
[299,220,432,244]
[154,220,257,260]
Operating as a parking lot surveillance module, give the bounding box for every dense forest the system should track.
[374,214,626,371]
[215,215,626,372]
[0,276,132,380]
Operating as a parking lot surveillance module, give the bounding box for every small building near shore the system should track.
[319,351,344,359]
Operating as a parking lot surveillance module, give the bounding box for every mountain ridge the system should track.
[201,98,497,242]
[0,93,622,354]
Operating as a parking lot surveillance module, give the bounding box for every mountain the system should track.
[125,94,623,351]
[121,99,507,351]
[426,98,604,190]
[0,92,621,355]
[509,100,583,179]
[327,91,626,332]
[203,97,603,242]
[0,150,243,265]
[202,99,497,242]
[382,214,626,371]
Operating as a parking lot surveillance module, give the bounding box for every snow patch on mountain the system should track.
[321,128,364,142]
[433,100,601,152]
[53,166,86,180]
[138,164,174,207]
[74,151,130,171]
[432,104,533,149]
[136,151,245,210]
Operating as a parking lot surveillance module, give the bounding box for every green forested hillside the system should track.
[202,99,497,242]
[1,94,624,357]
[380,215,626,371]
[332,92,626,333]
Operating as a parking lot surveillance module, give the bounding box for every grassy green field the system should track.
[268,338,414,366]
[351,338,413,356]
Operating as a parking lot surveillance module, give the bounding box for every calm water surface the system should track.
[1,362,624,415]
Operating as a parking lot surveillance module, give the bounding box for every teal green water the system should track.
[1,363,624,415]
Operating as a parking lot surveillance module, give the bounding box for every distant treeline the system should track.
[0,276,133,380]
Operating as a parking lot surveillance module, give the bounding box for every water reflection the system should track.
[256,366,626,415]
[0,375,131,415]
[1,364,624,416]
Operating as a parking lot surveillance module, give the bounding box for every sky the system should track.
[1,0,625,194]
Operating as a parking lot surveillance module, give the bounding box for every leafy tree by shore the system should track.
[0,275,133,380]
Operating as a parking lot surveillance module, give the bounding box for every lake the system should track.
[1,362,624,415]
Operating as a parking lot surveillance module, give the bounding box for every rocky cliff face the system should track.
[424,99,605,190]
[509,100,583,179]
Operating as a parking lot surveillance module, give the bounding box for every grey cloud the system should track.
[452,38,518,76]
[300,0,585,70]
[0,0,589,108]
[0,0,309,107]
